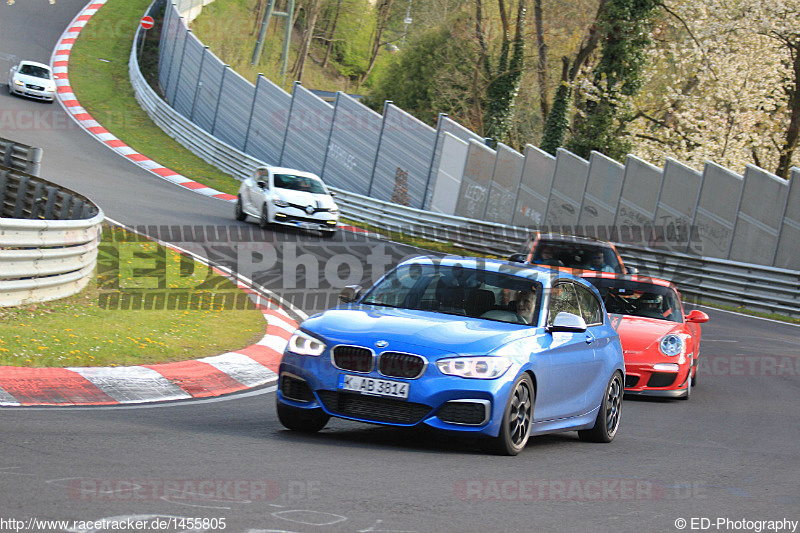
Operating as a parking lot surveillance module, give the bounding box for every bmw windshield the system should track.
[362,263,543,325]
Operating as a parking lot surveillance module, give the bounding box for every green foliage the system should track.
[540,81,571,155]
[325,0,375,77]
[363,11,477,123]
[567,0,660,160]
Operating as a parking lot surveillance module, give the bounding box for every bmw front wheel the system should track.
[485,374,534,456]
[277,401,330,433]
[579,371,622,443]
[235,196,247,221]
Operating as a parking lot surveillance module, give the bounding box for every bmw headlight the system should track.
[659,334,684,357]
[436,357,511,379]
[287,330,326,356]
[273,198,290,207]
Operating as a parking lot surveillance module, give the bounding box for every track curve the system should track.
[0,2,798,532]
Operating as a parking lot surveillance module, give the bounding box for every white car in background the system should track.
[236,166,339,238]
[8,60,56,102]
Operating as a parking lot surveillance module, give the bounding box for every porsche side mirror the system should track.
[547,312,587,333]
[339,285,363,303]
[685,309,709,323]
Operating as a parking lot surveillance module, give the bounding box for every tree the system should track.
[475,0,526,143]
[566,0,660,160]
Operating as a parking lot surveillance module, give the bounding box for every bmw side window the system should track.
[547,283,581,326]
[575,285,604,326]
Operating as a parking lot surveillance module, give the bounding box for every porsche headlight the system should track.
[659,334,684,357]
[287,330,326,356]
[436,357,511,379]
[272,198,290,207]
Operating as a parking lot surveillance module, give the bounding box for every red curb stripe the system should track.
[235,345,283,373]
[179,181,208,190]
[105,139,127,148]
[145,361,246,397]
[266,325,293,341]
[76,15,92,21]
[57,85,73,93]
[53,60,69,67]
[213,193,237,201]
[56,49,71,56]
[88,126,110,134]
[0,367,118,406]
[73,113,93,121]
[61,38,77,44]
[88,3,104,8]
[61,100,80,107]
[126,153,150,162]
[151,168,179,177]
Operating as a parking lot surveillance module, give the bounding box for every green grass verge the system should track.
[67,0,241,195]
[0,226,266,368]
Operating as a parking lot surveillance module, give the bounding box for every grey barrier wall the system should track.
[131,22,800,316]
[0,162,103,307]
[158,0,799,271]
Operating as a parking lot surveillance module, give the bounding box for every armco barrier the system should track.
[128,18,800,317]
[0,136,42,176]
[0,163,103,307]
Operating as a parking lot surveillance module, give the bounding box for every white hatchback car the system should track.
[236,166,339,237]
[8,61,56,102]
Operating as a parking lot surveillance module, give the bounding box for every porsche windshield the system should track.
[584,278,682,322]
[362,264,543,325]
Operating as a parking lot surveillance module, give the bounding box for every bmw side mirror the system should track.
[547,312,587,333]
[508,253,527,263]
[685,309,709,323]
[339,285,363,303]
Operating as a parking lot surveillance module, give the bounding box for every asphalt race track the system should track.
[1,2,799,532]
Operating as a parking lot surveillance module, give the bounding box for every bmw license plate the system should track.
[338,374,409,399]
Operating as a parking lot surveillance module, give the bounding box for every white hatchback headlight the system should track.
[14,79,24,86]
[659,334,685,357]
[436,357,511,379]
[273,198,290,207]
[287,330,326,356]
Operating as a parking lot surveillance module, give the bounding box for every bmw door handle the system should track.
[585,333,594,344]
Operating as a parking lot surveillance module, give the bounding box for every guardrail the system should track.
[0,136,43,176]
[129,20,800,318]
[0,163,104,307]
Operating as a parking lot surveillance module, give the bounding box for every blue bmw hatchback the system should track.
[277,257,624,455]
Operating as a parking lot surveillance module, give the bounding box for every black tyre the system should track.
[277,401,330,433]
[259,203,271,229]
[321,230,337,239]
[485,374,534,456]
[578,371,622,443]
[234,196,247,221]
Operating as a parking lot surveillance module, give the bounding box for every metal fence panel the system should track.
[653,157,703,252]
[429,133,467,215]
[544,148,589,227]
[369,104,436,208]
[691,161,743,259]
[454,140,496,219]
[280,83,333,175]
[172,32,204,118]
[426,116,484,210]
[578,151,624,232]
[158,3,179,88]
[213,68,254,151]
[775,168,800,270]
[729,165,789,266]
[485,143,523,224]
[614,154,663,244]
[245,75,290,166]
[192,49,224,133]
[321,93,381,195]
[164,17,187,105]
[512,144,555,227]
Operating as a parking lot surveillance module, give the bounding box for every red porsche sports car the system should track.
[582,273,709,399]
